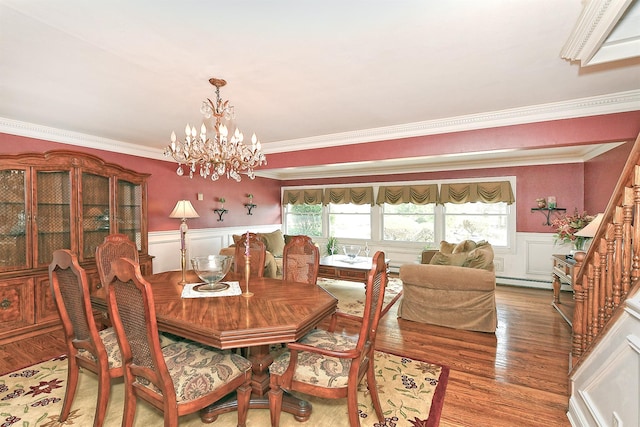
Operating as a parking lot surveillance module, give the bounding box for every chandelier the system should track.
[164,77,266,182]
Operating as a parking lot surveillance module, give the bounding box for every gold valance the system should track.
[282,189,324,205]
[324,187,374,206]
[439,181,515,204]
[376,185,438,205]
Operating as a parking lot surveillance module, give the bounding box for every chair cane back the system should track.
[48,249,123,427]
[282,235,320,285]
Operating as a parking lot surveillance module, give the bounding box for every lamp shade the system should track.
[169,200,200,219]
[575,213,603,238]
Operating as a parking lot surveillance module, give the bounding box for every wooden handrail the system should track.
[570,130,640,372]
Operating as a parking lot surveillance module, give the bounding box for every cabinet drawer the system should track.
[337,269,367,281]
[318,266,338,277]
[0,277,34,329]
[34,275,60,323]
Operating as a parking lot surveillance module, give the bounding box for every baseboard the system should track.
[496,275,571,291]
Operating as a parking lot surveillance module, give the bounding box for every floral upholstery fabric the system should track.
[77,327,122,369]
[269,329,358,388]
[135,341,252,403]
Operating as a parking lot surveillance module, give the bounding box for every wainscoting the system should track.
[149,228,572,291]
[567,297,640,426]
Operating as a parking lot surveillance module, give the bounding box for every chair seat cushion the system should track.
[77,327,122,369]
[269,329,357,388]
[136,341,251,403]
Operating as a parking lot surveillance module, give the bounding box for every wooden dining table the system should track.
[91,269,338,423]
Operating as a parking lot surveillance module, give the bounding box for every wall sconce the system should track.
[169,200,199,284]
[213,208,228,221]
[214,196,228,221]
[244,194,256,215]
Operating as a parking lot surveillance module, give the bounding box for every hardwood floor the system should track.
[0,285,572,426]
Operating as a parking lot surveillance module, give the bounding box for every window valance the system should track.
[282,188,324,205]
[376,184,438,205]
[324,187,374,205]
[439,181,515,204]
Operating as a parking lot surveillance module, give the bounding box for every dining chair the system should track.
[105,257,252,427]
[234,232,266,278]
[282,235,319,285]
[48,249,123,427]
[268,251,388,427]
[95,233,138,288]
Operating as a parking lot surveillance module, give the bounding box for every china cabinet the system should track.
[0,150,152,343]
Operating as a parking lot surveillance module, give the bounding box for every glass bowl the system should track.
[191,255,233,291]
[342,244,361,261]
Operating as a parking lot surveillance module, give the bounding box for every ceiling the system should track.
[1,0,639,179]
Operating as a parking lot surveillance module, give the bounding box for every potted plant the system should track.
[218,197,225,209]
[326,236,338,255]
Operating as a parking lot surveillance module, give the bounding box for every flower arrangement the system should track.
[550,209,594,249]
[218,197,226,203]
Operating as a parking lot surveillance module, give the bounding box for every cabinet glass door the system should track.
[81,172,110,260]
[36,170,72,266]
[0,169,28,271]
[117,180,142,251]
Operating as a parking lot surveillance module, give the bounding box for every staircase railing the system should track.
[570,131,640,371]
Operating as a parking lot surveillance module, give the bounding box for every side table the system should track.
[551,254,575,326]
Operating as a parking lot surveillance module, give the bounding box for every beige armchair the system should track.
[397,240,497,333]
[219,230,284,278]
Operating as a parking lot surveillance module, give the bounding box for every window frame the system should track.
[282,176,516,251]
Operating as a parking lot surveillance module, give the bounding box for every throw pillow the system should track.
[258,230,285,258]
[429,251,468,267]
[232,234,244,245]
[464,244,494,270]
[453,240,477,254]
[439,241,456,254]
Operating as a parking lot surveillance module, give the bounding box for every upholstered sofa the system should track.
[397,240,497,333]
[219,229,285,278]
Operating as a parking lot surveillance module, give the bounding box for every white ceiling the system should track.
[1,0,639,179]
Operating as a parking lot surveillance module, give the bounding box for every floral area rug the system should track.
[0,350,448,427]
[317,277,404,319]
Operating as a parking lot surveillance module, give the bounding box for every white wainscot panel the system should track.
[149,225,283,274]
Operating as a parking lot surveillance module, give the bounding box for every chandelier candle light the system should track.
[164,77,266,182]
[169,200,200,284]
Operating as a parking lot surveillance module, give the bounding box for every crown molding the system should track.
[0,117,167,161]
[263,90,640,154]
[1,90,639,160]
[560,0,638,66]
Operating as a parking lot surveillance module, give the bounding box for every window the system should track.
[282,178,515,250]
[444,202,510,246]
[284,203,322,237]
[382,203,435,242]
[328,203,371,239]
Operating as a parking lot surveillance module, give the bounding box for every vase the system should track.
[570,237,586,256]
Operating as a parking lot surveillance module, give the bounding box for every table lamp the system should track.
[575,213,603,253]
[169,200,200,284]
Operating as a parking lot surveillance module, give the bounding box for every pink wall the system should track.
[264,111,640,170]
[0,133,283,232]
[584,140,634,215]
[2,108,637,235]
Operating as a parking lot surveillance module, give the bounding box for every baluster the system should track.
[622,187,634,299]
[586,263,596,346]
[632,167,640,293]
[598,237,608,328]
[612,206,623,308]
[572,252,586,362]
[604,223,615,320]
